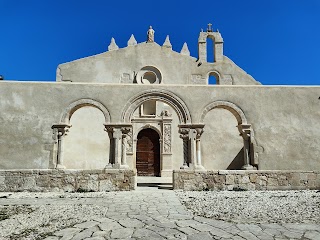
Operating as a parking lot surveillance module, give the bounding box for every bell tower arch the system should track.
[198,23,224,63]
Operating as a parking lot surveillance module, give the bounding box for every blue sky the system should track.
[1,0,320,85]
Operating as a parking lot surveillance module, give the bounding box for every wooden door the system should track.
[136,128,160,176]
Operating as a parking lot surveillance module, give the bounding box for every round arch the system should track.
[121,89,191,124]
[134,124,162,141]
[207,71,221,85]
[60,99,111,124]
[199,100,247,125]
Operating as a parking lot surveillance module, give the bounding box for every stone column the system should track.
[194,126,205,170]
[120,127,131,169]
[104,124,132,169]
[179,127,190,169]
[52,124,71,169]
[198,32,207,63]
[238,124,254,170]
[179,124,205,170]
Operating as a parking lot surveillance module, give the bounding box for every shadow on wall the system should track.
[227,148,244,170]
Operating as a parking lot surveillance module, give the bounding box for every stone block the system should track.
[225,175,235,185]
[240,175,250,184]
[267,177,278,186]
[249,174,258,183]
[99,179,116,191]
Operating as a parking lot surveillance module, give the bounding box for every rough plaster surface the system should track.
[57,42,260,85]
[0,82,319,171]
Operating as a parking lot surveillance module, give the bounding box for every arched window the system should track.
[208,71,220,85]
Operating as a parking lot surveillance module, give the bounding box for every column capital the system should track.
[238,124,252,140]
[52,124,71,137]
[104,123,132,134]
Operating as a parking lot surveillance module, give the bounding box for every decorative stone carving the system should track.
[147,26,155,43]
[120,73,132,83]
[163,124,171,153]
[162,35,172,49]
[127,34,137,46]
[190,74,206,85]
[121,89,191,124]
[125,127,133,153]
[160,109,172,118]
[221,74,233,85]
[104,124,132,169]
[108,37,119,51]
[180,42,190,56]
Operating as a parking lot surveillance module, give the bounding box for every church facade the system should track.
[0,25,319,191]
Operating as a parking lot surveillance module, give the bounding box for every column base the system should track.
[180,164,189,169]
[242,164,254,170]
[161,170,173,177]
[56,164,66,169]
[194,165,205,171]
[104,163,113,169]
[120,164,129,169]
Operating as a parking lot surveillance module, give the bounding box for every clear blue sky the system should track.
[1,0,320,85]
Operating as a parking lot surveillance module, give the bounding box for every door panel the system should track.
[136,128,160,176]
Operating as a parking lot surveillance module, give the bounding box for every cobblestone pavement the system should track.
[0,187,319,240]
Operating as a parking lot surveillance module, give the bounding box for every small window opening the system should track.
[140,100,156,116]
[142,72,157,84]
[208,73,218,85]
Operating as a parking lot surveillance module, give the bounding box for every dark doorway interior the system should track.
[136,128,160,176]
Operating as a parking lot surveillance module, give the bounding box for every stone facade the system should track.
[0,169,136,192]
[0,24,320,190]
[173,170,320,191]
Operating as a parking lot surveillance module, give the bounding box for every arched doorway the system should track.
[136,128,160,176]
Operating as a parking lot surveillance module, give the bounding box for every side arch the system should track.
[121,89,191,124]
[60,98,111,124]
[199,100,247,125]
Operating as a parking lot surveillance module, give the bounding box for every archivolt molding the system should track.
[199,100,247,125]
[60,98,111,124]
[121,89,191,124]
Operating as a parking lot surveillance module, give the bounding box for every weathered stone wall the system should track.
[173,170,320,191]
[0,169,136,192]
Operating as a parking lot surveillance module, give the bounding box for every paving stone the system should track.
[193,217,233,229]
[118,218,144,228]
[54,228,82,237]
[282,230,304,239]
[237,231,260,240]
[209,227,233,238]
[178,227,200,235]
[187,232,214,240]
[283,223,320,232]
[158,228,182,237]
[83,237,105,240]
[92,231,109,237]
[74,221,99,229]
[110,228,134,239]
[72,229,93,240]
[190,223,216,232]
[304,230,320,240]
[176,219,202,227]
[98,221,123,232]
